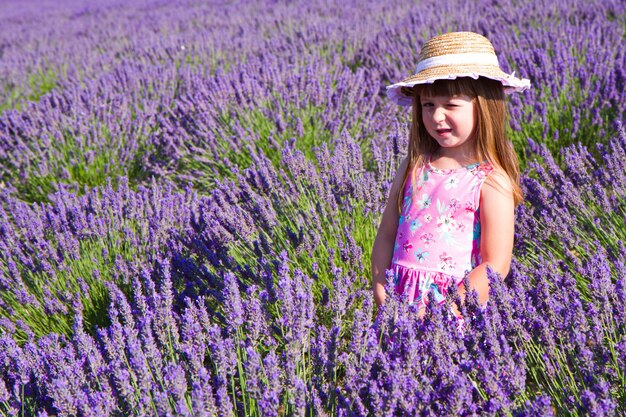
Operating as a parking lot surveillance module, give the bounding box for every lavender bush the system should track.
[0,0,624,415]
[0,178,198,340]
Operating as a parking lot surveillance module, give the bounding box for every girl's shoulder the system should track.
[482,167,514,198]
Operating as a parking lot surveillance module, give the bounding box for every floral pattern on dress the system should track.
[438,252,456,272]
[444,176,459,190]
[410,218,422,233]
[414,248,429,262]
[449,198,462,212]
[392,156,494,307]
[469,163,495,179]
[420,232,435,247]
[417,193,432,209]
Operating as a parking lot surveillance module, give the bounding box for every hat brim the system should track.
[386,71,531,106]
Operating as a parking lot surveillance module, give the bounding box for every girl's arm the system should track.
[371,157,408,307]
[452,172,515,315]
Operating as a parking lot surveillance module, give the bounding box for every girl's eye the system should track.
[421,102,433,108]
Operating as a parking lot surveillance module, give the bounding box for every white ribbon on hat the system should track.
[415,52,500,73]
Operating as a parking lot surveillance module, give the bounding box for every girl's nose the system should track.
[433,107,445,122]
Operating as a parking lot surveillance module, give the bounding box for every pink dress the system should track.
[391,155,494,307]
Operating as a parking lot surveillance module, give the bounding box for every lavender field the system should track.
[0,0,625,415]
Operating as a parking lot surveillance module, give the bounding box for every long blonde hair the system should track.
[396,77,523,214]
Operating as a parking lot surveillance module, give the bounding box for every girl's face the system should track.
[420,94,476,155]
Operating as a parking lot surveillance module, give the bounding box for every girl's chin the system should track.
[434,138,460,147]
[432,136,475,147]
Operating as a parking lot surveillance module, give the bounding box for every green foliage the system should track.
[0,69,58,116]
[0,224,140,342]
[10,122,155,205]
[0,83,23,115]
[177,103,333,190]
[228,197,375,301]
[27,68,57,102]
[177,95,374,197]
[510,76,621,171]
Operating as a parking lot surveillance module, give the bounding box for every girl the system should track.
[371,31,530,319]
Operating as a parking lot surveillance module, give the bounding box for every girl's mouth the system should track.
[436,129,452,135]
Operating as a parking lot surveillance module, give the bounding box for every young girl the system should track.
[372,31,530,319]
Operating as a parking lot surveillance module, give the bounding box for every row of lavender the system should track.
[0,0,625,415]
[1,0,624,202]
[1,127,624,415]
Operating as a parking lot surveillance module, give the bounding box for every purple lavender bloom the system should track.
[0,0,624,415]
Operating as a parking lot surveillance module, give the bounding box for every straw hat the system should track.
[386,31,530,106]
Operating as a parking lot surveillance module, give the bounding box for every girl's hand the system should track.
[449,304,462,319]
